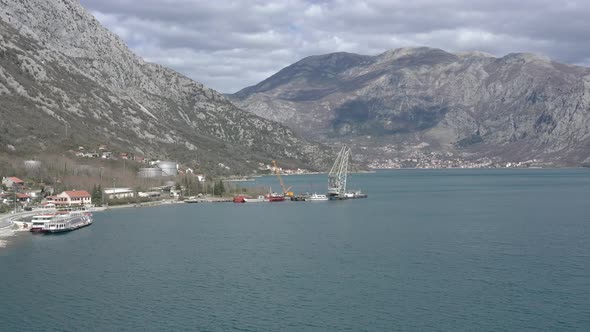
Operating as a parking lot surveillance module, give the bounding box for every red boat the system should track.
[265,193,285,202]
[233,195,247,203]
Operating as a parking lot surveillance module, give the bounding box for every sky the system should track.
[79,0,590,93]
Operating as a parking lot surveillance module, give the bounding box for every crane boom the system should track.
[272,160,293,197]
[327,145,351,197]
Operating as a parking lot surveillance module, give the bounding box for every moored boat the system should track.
[41,211,93,234]
[305,193,329,201]
[265,192,285,202]
[184,196,201,203]
[291,193,309,201]
[30,213,58,233]
[329,190,368,200]
[352,191,368,198]
[233,195,247,203]
[243,195,265,203]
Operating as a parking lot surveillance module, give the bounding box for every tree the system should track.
[195,178,203,195]
[213,180,225,196]
[91,184,102,206]
[183,176,196,197]
[213,181,219,196]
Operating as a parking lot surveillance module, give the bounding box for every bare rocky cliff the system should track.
[231,47,590,166]
[0,0,329,174]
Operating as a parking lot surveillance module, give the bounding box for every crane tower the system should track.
[327,145,351,197]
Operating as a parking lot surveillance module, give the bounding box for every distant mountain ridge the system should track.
[0,0,329,174]
[230,47,590,166]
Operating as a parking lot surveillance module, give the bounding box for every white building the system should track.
[55,190,92,207]
[104,188,135,199]
[138,191,161,198]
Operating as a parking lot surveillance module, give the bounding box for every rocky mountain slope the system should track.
[230,47,590,166]
[0,0,329,174]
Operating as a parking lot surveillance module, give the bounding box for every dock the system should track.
[184,197,232,203]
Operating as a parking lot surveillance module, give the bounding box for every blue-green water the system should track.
[1,169,589,331]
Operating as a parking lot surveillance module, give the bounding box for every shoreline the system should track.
[0,196,234,249]
[0,210,37,248]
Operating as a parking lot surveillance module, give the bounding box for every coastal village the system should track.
[0,155,308,238]
[368,154,542,169]
[0,143,315,216]
[366,149,543,169]
[0,144,363,239]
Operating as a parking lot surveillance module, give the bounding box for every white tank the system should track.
[138,167,163,178]
[157,161,178,176]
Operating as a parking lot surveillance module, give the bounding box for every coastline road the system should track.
[0,212,18,232]
[0,211,38,243]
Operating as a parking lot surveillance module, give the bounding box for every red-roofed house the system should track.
[2,176,24,188]
[55,190,92,206]
[16,193,31,203]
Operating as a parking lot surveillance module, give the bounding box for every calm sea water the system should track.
[1,169,589,331]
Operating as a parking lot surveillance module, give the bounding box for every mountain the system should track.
[230,47,590,166]
[0,0,329,175]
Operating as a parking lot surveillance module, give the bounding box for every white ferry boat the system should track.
[30,214,58,233]
[40,211,93,234]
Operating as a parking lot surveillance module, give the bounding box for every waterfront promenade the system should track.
[0,211,39,247]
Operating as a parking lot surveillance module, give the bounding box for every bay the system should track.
[1,169,589,331]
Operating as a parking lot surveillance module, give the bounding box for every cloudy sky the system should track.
[79,0,590,93]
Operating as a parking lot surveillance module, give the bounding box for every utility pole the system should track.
[113,177,117,201]
[100,167,104,206]
[13,183,17,213]
[187,176,191,197]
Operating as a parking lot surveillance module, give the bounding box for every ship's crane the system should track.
[272,160,293,197]
[327,145,351,197]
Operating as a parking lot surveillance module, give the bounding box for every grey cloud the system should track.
[80,0,590,93]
